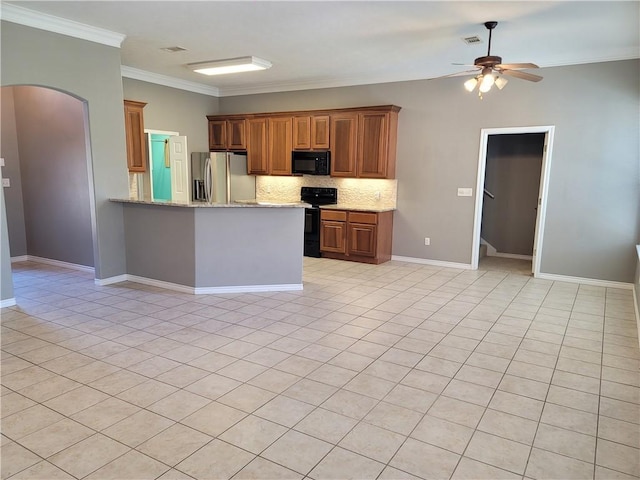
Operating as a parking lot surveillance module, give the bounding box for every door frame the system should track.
[471,125,555,276]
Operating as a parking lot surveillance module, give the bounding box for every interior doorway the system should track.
[1,85,96,270]
[144,129,178,202]
[471,126,555,276]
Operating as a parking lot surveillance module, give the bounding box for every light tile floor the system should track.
[1,258,639,480]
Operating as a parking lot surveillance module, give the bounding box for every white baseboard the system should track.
[12,255,95,273]
[633,285,640,349]
[536,272,633,290]
[194,283,304,294]
[126,275,196,294]
[95,274,129,286]
[99,274,304,295]
[0,298,17,308]
[392,255,473,270]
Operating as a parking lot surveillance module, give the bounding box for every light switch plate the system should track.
[457,187,473,197]
[2,178,10,187]
[0,158,4,167]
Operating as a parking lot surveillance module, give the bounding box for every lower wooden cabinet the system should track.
[320,209,393,264]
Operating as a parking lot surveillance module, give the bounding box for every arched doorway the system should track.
[1,85,97,299]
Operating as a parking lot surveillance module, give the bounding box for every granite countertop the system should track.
[320,203,396,213]
[110,198,309,208]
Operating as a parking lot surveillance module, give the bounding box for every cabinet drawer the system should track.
[321,210,347,222]
[348,212,377,225]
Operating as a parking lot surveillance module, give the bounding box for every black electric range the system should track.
[301,187,338,257]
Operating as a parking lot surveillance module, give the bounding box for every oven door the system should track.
[303,207,322,257]
[304,207,319,238]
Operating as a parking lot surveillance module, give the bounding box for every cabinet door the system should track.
[208,120,227,151]
[347,222,377,257]
[311,115,330,149]
[292,116,311,150]
[320,220,347,253]
[357,112,388,178]
[268,117,293,175]
[227,119,247,150]
[330,113,358,177]
[124,100,147,173]
[247,118,268,175]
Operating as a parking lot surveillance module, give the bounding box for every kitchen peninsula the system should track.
[112,199,306,293]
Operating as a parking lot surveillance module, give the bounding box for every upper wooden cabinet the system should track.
[124,100,147,173]
[330,113,358,177]
[293,115,330,150]
[358,110,397,178]
[207,105,399,177]
[268,116,293,175]
[207,117,247,151]
[247,118,268,175]
[331,107,399,178]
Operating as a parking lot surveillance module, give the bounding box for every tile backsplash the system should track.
[256,176,397,209]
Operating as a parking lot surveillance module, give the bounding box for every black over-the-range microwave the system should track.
[292,150,331,176]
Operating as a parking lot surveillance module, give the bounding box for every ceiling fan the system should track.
[451,21,543,97]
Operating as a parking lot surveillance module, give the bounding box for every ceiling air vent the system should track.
[462,36,482,45]
[161,46,187,53]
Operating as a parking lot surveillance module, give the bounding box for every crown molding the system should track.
[0,3,125,48]
[121,66,220,97]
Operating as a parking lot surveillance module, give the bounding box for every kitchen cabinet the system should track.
[358,111,396,178]
[207,117,247,151]
[124,100,147,173]
[330,108,399,179]
[293,115,330,150]
[247,118,268,175]
[320,209,393,264]
[268,116,293,175]
[330,113,358,177]
[319,210,347,253]
[207,105,399,178]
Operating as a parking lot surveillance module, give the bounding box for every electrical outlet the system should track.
[457,187,473,197]
[374,191,381,201]
[0,158,5,167]
[424,237,430,246]
[2,178,10,187]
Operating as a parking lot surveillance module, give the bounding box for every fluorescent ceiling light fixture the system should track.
[187,56,272,76]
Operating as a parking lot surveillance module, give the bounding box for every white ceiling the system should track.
[3,1,639,97]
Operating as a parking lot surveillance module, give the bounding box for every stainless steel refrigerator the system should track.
[191,152,256,203]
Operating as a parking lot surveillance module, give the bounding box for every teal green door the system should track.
[151,134,172,201]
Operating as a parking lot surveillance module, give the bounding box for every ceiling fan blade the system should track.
[432,69,480,80]
[496,62,539,70]
[502,69,543,82]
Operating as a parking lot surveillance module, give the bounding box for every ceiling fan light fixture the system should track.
[187,56,272,76]
[495,76,508,90]
[479,73,495,93]
[464,77,478,92]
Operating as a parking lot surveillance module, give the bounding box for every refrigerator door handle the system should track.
[204,157,212,203]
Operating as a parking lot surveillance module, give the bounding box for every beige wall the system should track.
[1,18,637,285]
[2,21,129,279]
[122,78,219,154]
[219,60,640,282]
